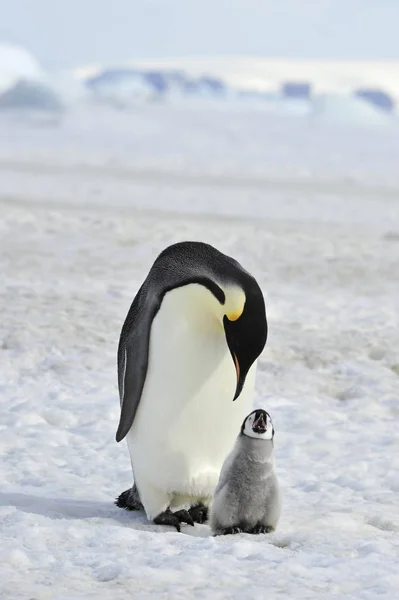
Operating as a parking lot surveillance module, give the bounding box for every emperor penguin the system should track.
[210,409,281,536]
[115,241,267,531]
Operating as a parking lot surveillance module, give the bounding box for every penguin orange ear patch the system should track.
[226,310,242,322]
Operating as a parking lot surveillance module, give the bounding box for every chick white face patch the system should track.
[243,410,274,440]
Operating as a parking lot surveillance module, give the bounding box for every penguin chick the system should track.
[210,409,281,536]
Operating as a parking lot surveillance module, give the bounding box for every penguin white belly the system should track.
[125,285,256,518]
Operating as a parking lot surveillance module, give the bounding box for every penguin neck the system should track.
[239,436,274,464]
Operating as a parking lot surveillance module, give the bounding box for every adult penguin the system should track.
[115,241,267,531]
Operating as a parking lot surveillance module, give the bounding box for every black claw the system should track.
[189,504,209,524]
[251,524,274,534]
[153,508,196,531]
[154,509,182,532]
[115,485,144,511]
[174,509,195,526]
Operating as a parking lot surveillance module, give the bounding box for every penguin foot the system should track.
[250,524,274,534]
[189,503,209,524]
[216,526,242,536]
[115,485,144,511]
[174,509,195,527]
[154,508,194,532]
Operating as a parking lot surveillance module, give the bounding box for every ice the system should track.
[84,67,228,107]
[75,58,399,127]
[0,79,63,113]
[311,94,393,127]
[0,93,399,599]
[0,42,64,125]
[107,55,399,109]
[2,45,399,127]
[0,42,45,93]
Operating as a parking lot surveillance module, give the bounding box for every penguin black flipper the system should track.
[115,243,224,444]
[116,286,161,443]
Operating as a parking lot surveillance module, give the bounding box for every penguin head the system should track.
[241,409,274,440]
[195,279,267,401]
[150,241,267,402]
[221,278,267,402]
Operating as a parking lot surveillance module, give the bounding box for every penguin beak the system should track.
[232,352,244,401]
[223,316,248,401]
[253,414,267,433]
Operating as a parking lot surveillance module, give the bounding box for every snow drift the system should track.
[85,67,228,107]
[0,79,63,113]
[311,94,392,127]
[0,42,45,93]
[0,42,63,119]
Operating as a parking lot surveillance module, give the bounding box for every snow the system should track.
[1,101,399,599]
[94,56,399,104]
[311,94,392,127]
[2,43,399,126]
[0,42,45,93]
[73,56,399,124]
[0,79,63,114]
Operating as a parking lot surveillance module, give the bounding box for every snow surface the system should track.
[1,103,399,599]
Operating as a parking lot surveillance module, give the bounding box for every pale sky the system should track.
[1,0,399,69]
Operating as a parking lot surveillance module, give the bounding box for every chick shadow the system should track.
[0,491,210,537]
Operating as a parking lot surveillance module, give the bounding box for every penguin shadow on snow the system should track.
[0,489,287,542]
[0,492,210,536]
